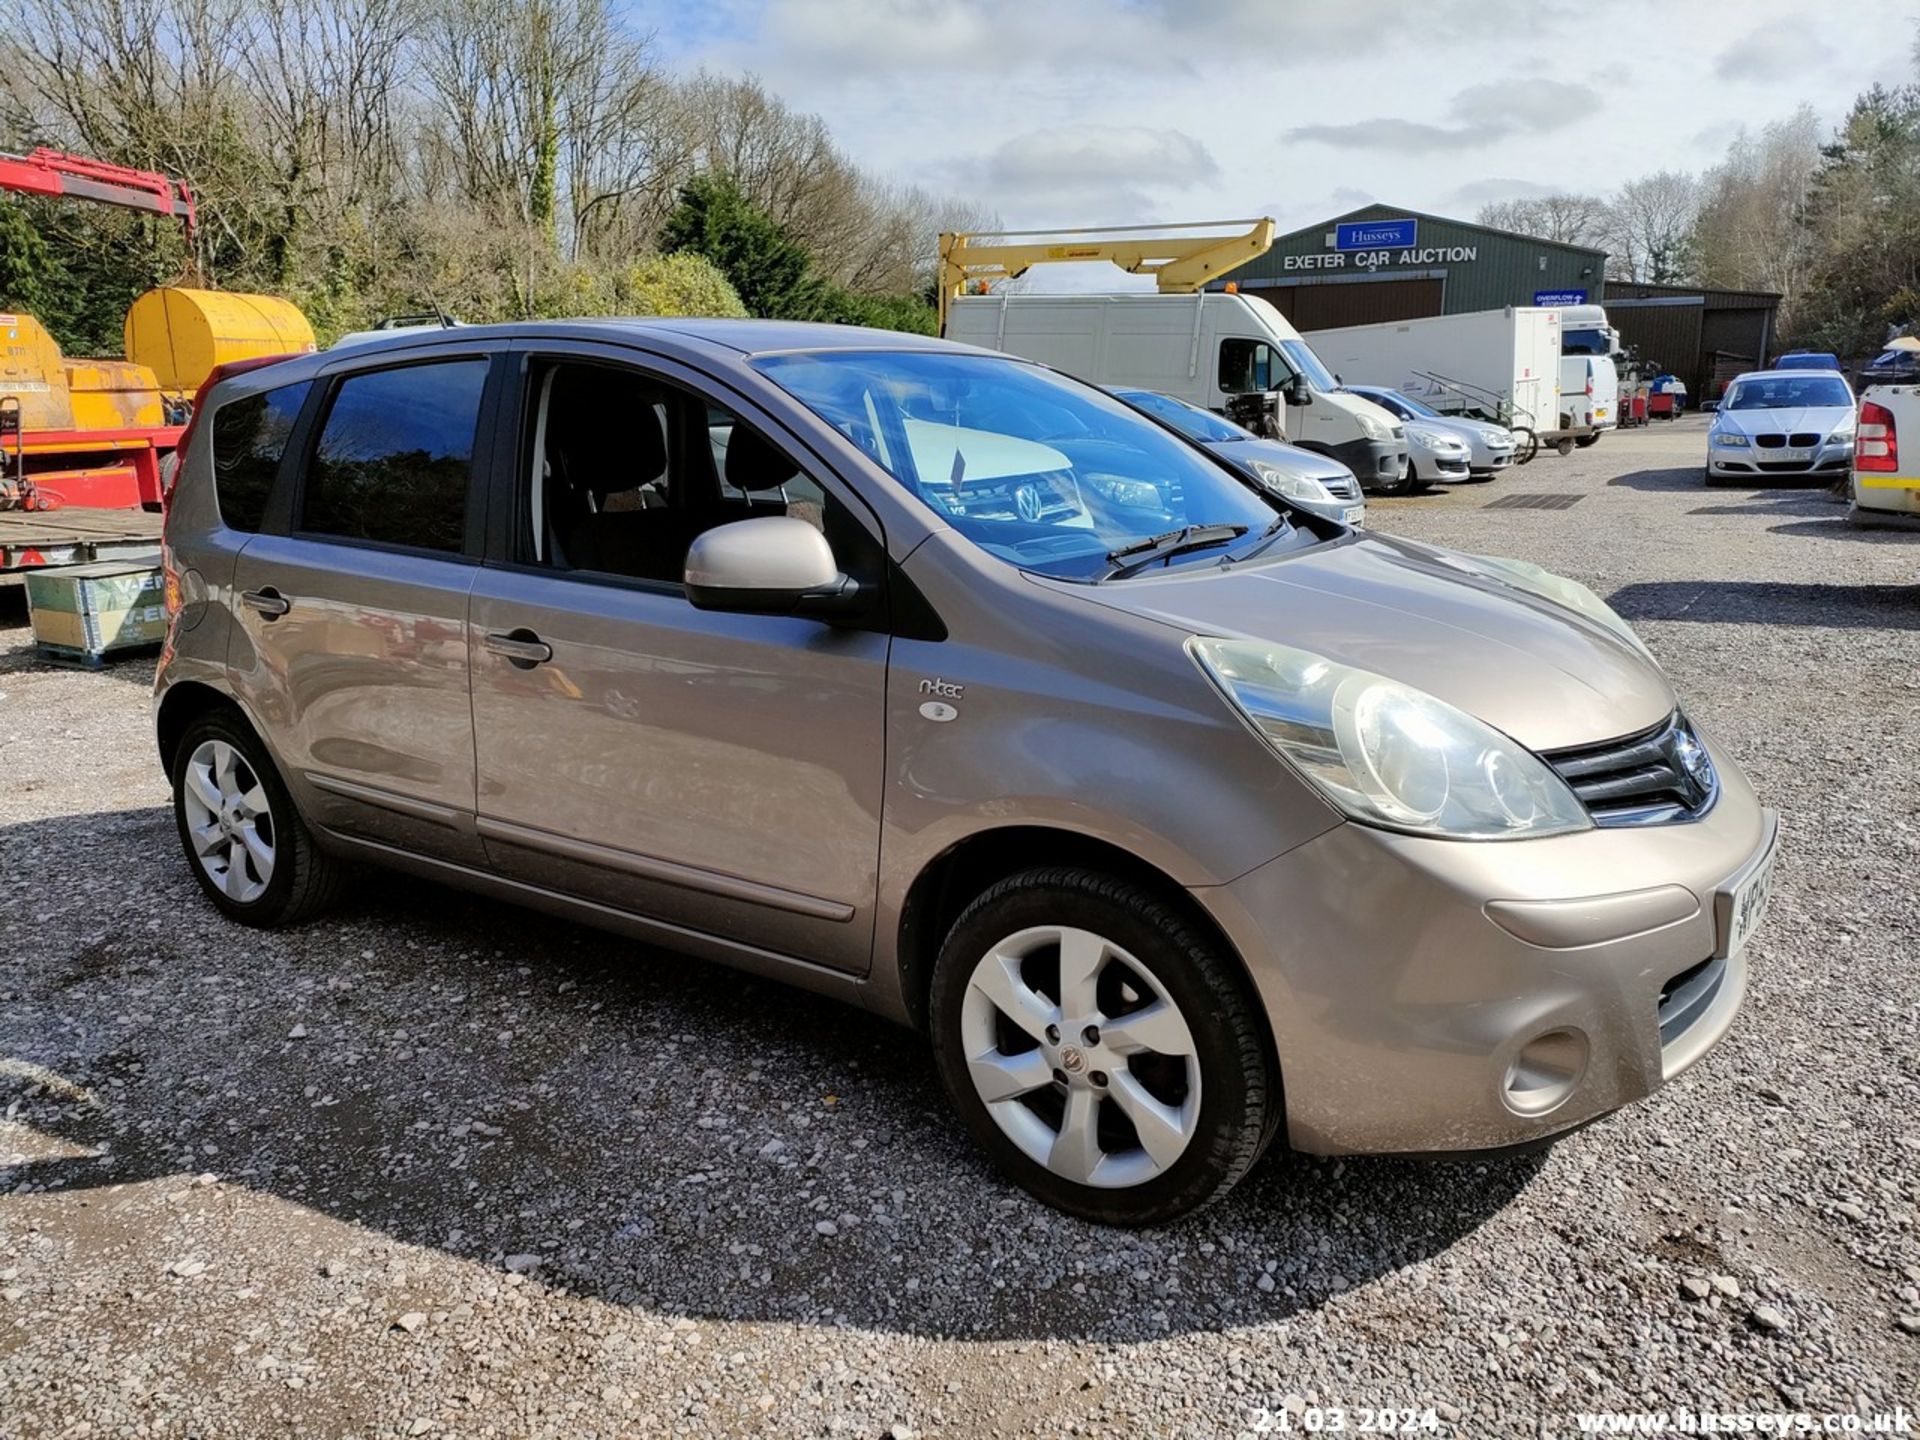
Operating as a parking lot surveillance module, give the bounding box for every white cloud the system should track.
[1442,177,1560,210]
[646,0,1920,232]
[1288,79,1601,153]
[1713,24,1836,81]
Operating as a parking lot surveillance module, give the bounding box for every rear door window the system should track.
[300,360,488,553]
[210,381,311,532]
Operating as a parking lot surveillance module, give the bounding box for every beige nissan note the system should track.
[154,320,1777,1225]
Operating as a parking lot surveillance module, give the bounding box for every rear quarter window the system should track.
[210,381,312,532]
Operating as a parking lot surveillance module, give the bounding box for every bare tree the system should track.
[1477,193,1610,248]
[1691,108,1823,319]
[1603,171,1701,284]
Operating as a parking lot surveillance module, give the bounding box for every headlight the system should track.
[1084,473,1164,508]
[1711,431,1749,448]
[1248,461,1334,505]
[1458,552,1656,664]
[1190,638,1591,840]
[1356,411,1391,441]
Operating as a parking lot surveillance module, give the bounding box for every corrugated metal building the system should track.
[1212,204,1608,326]
[1601,281,1782,400]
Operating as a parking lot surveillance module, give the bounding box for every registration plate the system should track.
[1343,505,1366,526]
[1715,827,1778,958]
[1778,447,1812,462]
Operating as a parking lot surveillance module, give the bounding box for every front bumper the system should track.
[1419,452,1473,483]
[1709,440,1853,478]
[1470,449,1515,475]
[1195,740,1773,1155]
[1328,437,1411,490]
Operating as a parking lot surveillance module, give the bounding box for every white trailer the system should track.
[1303,307,1563,443]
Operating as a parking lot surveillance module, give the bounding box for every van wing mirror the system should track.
[1282,373,1311,407]
[684,516,862,621]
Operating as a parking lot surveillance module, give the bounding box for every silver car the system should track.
[1707,369,1856,485]
[154,320,1776,1225]
[1105,387,1366,527]
[1346,385,1517,476]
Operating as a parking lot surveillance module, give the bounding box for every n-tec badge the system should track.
[918,677,964,699]
[919,701,958,723]
[1060,1046,1086,1073]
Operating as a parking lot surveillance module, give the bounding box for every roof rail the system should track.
[936,218,1275,331]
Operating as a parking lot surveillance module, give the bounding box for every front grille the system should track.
[1324,475,1361,500]
[1754,433,1785,449]
[1543,711,1718,826]
[1790,432,1819,448]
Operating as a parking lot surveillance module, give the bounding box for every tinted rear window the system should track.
[210,381,311,532]
[301,360,488,553]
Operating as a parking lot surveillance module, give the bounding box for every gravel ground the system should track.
[1,416,1916,1438]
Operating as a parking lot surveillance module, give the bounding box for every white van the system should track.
[1557,304,1620,443]
[946,292,1412,492]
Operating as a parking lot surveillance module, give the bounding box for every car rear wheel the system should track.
[929,867,1276,1225]
[172,711,342,927]
[1575,433,1601,448]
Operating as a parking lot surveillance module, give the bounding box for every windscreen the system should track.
[1368,390,1438,420]
[1563,328,1611,356]
[1278,339,1339,392]
[1115,389,1248,443]
[755,350,1293,580]
[1723,375,1853,411]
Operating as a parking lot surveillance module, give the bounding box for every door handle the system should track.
[241,587,291,620]
[484,629,553,668]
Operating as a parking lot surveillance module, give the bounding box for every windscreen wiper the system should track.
[1101,523,1247,580]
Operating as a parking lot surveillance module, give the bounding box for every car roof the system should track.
[308,316,987,366]
[1729,368,1850,383]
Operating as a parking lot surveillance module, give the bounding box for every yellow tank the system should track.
[0,312,167,433]
[67,359,165,429]
[124,287,316,394]
[0,311,77,430]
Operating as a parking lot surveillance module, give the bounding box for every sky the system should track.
[628,0,1920,247]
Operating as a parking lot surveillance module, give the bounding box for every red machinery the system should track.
[0,148,196,517]
[0,148,197,245]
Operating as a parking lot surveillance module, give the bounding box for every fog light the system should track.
[1503,1029,1589,1116]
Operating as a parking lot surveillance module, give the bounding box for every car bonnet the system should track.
[1043,531,1674,753]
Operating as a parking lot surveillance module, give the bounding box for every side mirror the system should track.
[684,517,862,620]
[1282,373,1311,407]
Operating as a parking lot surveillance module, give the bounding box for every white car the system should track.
[1706,370,1855,486]
[1346,386,1516,475]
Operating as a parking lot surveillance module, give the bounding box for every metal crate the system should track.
[25,558,167,667]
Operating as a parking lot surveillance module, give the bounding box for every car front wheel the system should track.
[929,867,1277,1225]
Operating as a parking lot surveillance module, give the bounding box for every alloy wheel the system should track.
[181,738,276,904]
[959,924,1201,1189]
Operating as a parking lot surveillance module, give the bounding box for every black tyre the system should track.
[1574,433,1601,449]
[1374,465,1415,498]
[1512,428,1540,464]
[929,867,1277,1226]
[171,710,342,927]
[1553,436,1576,457]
